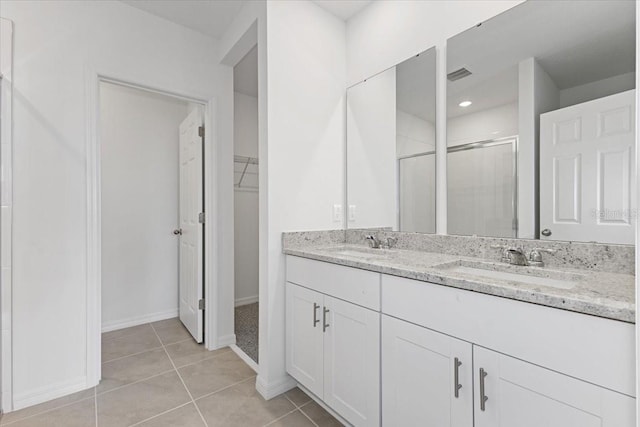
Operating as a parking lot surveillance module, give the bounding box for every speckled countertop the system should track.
[284,244,635,323]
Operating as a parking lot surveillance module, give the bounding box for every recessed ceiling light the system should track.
[459,100,472,107]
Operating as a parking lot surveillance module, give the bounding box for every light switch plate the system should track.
[333,204,343,222]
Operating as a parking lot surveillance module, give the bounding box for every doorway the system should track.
[232,46,259,366]
[99,81,206,362]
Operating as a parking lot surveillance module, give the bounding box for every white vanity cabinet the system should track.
[285,257,381,426]
[285,255,636,427]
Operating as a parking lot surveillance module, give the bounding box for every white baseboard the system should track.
[235,295,259,307]
[230,344,259,373]
[12,376,88,411]
[255,374,296,401]
[213,333,236,350]
[101,308,178,333]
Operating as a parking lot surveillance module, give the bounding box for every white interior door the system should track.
[540,90,635,243]
[178,108,204,342]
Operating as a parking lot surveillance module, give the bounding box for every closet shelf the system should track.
[234,155,259,190]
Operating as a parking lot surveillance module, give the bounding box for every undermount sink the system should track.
[328,247,390,259]
[434,260,584,290]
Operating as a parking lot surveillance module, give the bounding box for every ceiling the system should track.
[447,0,635,118]
[120,0,246,39]
[312,0,372,21]
[234,46,258,97]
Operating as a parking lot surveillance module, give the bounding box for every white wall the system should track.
[0,16,14,411]
[347,0,523,233]
[519,58,559,239]
[1,0,228,410]
[100,82,188,330]
[559,72,636,109]
[448,102,518,147]
[234,91,259,305]
[262,0,347,396]
[347,67,396,229]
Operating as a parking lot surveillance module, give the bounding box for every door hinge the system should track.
[198,126,204,138]
[198,298,205,310]
[198,212,205,224]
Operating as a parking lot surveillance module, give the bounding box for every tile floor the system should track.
[0,318,342,427]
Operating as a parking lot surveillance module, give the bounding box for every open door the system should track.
[178,108,204,342]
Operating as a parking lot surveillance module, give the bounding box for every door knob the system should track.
[173,229,182,235]
[541,229,552,237]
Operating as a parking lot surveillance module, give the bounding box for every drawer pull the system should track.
[313,303,320,327]
[454,357,462,398]
[323,307,330,332]
[479,368,488,411]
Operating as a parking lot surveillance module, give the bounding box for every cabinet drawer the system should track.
[286,256,380,310]
[382,274,635,397]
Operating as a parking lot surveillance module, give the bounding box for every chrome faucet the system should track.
[365,235,397,249]
[365,235,381,248]
[491,244,556,267]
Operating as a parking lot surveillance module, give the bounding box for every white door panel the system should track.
[540,90,635,243]
[474,346,635,427]
[382,315,473,427]
[285,282,324,397]
[323,296,380,426]
[178,107,203,342]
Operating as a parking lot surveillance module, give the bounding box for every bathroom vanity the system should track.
[283,233,635,427]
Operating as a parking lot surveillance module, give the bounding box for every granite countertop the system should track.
[284,244,635,323]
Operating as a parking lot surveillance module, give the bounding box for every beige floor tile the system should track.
[151,317,181,330]
[300,401,344,427]
[267,410,316,427]
[102,326,161,362]
[137,403,205,427]
[283,387,311,408]
[97,371,190,427]
[5,398,95,427]
[178,351,255,398]
[153,323,192,345]
[196,379,295,427]
[0,388,95,425]
[98,348,173,394]
[165,340,229,368]
[102,323,153,342]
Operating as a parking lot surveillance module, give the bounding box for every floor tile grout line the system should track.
[101,324,155,342]
[150,322,210,427]
[102,336,194,365]
[101,345,165,365]
[261,407,300,427]
[94,386,98,427]
[298,404,321,427]
[0,393,98,426]
[127,401,193,427]
[191,375,257,403]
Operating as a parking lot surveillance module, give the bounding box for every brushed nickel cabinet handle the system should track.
[323,307,330,332]
[479,368,488,411]
[454,357,462,398]
[313,303,320,327]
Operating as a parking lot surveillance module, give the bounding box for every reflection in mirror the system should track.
[446,0,635,244]
[347,48,436,232]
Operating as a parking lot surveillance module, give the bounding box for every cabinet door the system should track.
[323,296,380,426]
[474,346,636,427]
[382,315,473,427]
[285,282,324,398]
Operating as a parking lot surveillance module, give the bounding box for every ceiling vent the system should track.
[447,67,472,82]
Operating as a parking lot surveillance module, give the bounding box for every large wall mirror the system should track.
[347,47,436,232]
[447,0,636,244]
